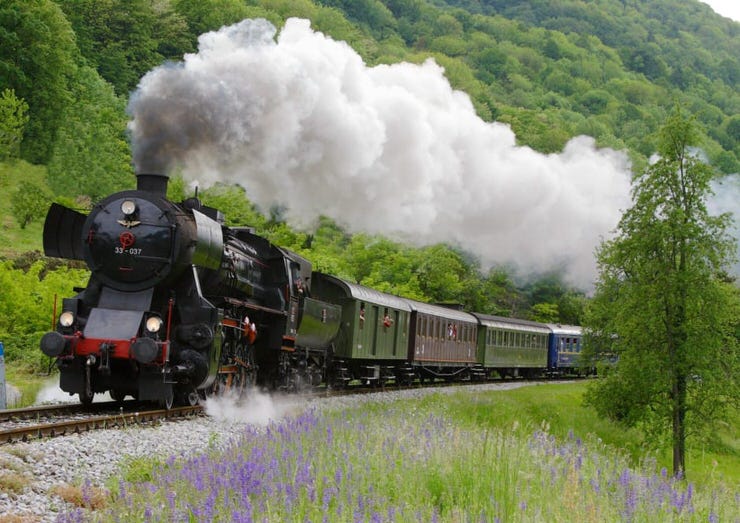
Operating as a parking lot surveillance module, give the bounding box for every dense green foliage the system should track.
[0,88,28,161]
[0,0,78,164]
[0,256,89,372]
[3,0,735,173]
[584,107,740,477]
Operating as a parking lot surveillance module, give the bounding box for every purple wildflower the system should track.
[590,478,600,494]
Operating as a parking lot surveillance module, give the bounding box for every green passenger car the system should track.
[473,313,549,378]
[311,273,411,362]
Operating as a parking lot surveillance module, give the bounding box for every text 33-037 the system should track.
[115,247,142,255]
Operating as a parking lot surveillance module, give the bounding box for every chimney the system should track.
[136,173,169,197]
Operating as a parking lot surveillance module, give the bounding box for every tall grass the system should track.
[56,383,738,522]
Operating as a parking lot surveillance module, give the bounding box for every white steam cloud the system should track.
[128,18,633,289]
[709,174,740,277]
[204,389,301,426]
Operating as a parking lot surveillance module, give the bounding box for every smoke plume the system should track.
[128,18,633,289]
[709,175,740,277]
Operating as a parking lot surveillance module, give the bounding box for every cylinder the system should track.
[136,173,169,197]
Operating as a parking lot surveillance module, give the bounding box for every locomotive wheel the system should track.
[233,343,257,397]
[177,388,199,406]
[242,345,257,388]
[213,343,256,398]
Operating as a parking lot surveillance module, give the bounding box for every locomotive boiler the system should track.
[40,173,340,407]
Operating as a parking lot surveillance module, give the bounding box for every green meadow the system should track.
[54,382,737,522]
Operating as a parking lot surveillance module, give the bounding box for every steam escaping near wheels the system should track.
[203,388,298,426]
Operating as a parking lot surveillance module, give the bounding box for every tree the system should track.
[173,0,274,46]
[55,0,168,95]
[0,88,28,161]
[11,181,49,228]
[0,0,78,163]
[46,66,133,201]
[583,106,739,478]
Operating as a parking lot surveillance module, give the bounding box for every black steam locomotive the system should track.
[40,174,341,408]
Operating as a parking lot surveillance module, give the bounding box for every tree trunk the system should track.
[672,372,687,477]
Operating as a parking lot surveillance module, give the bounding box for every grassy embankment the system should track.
[51,382,737,522]
[0,161,47,259]
[1,161,49,407]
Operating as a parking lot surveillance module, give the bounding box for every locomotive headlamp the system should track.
[146,316,164,333]
[59,311,75,328]
[121,200,137,216]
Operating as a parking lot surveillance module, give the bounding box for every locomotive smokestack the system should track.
[136,173,169,197]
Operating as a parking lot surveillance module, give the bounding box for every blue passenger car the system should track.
[546,324,583,374]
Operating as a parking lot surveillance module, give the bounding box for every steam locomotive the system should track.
[40,173,341,408]
[40,173,588,408]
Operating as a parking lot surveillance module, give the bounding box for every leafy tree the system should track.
[384,0,423,21]
[557,291,587,325]
[199,183,268,230]
[55,0,169,95]
[714,150,739,175]
[317,0,396,39]
[529,302,559,323]
[11,181,50,229]
[149,0,195,60]
[173,0,268,47]
[0,88,29,161]
[46,66,133,202]
[415,244,468,303]
[583,106,739,478]
[0,0,78,163]
[0,259,88,371]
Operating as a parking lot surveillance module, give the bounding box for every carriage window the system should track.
[383,308,392,329]
[359,303,365,329]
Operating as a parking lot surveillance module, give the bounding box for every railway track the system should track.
[0,382,431,445]
[0,376,578,445]
[0,402,203,445]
